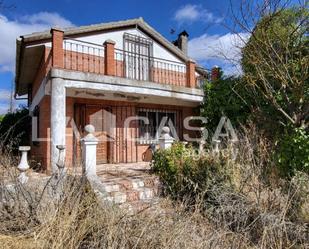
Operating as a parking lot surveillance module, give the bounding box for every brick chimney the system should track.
[173,30,189,55]
[211,66,220,81]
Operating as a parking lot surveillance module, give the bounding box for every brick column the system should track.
[186,59,196,88]
[211,66,220,81]
[51,28,64,68]
[104,39,116,76]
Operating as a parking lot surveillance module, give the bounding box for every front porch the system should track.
[29,67,202,172]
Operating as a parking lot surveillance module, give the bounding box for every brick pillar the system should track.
[211,66,220,81]
[186,59,196,88]
[51,28,64,68]
[104,39,116,76]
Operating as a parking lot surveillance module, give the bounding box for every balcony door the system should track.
[124,33,153,81]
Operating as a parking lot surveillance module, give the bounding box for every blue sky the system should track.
[0,0,247,114]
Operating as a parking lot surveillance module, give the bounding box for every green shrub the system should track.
[201,75,253,134]
[151,142,233,205]
[276,127,309,177]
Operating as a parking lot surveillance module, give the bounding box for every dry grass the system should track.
[0,129,308,249]
[0,174,250,249]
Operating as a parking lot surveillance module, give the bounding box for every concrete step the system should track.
[99,177,161,209]
[119,198,161,214]
[100,176,160,193]
[103,186,160,203]
[96,167,162,213]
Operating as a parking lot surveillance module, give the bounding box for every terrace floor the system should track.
[96,162,152,179]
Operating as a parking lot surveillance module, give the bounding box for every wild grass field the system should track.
[0,128,308,249]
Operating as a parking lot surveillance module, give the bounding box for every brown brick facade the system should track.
[61,98,195,169]
[30,96,51,171]
[28,27,200,172]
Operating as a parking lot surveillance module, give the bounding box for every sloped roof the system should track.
[21,17,190,62]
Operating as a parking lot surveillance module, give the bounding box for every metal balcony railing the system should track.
[64,38,105,74]
[115,49,187,86]
[62,38,189,87]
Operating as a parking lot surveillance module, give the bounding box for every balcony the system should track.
[62,37,198,88]
[114,49,187,87]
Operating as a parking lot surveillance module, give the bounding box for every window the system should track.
[138,109,177,144]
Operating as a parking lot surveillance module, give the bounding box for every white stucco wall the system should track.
[73,28,183,63]
[42,27,184,65]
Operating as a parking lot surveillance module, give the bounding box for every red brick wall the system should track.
[31,96,198,171]
[65,97,74,168]
[104,40,115,76]
[51,28,64,68]
[186,60,196,88]
[30,96,51,172]
[64,50,105,74]
[67,98,197,165]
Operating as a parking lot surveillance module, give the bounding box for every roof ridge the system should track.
[20,17,190,62]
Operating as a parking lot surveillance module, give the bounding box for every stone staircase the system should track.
[94,162,162,213]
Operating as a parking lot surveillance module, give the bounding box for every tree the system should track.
[240,4,308,129]
[201,71,252,134]
[225,1,309,176]
[0,108,31,154]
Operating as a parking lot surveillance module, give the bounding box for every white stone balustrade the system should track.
[159,126,175,149]
[17,146,31,184]
[81,124,98,176]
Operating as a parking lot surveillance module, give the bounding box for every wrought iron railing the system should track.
[195,66,210,88]
[114,49,187,86]
[62,39,188,87]
[64,38,105,74]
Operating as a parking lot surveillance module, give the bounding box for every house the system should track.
[15,18,207,173]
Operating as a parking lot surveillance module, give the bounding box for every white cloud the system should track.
[174,4,222,24]
[188,32,250,75]
[0,12,74,72]
[0,89,11,102]
[21,12,73,27]
[0,89,27,114]
[0,89,12,114]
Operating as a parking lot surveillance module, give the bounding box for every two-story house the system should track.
[15,18,206,173]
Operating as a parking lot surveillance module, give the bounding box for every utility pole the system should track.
[9,79,14,113]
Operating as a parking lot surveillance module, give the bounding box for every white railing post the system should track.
[230,138,238,161]
[17,146,30,184]
[159,127,175,149]
[199,140,206,154]
[212,139,221,153]
[81,124,98,177]
[56,145,66,177]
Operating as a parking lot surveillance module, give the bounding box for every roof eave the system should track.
[15,38,23,96]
